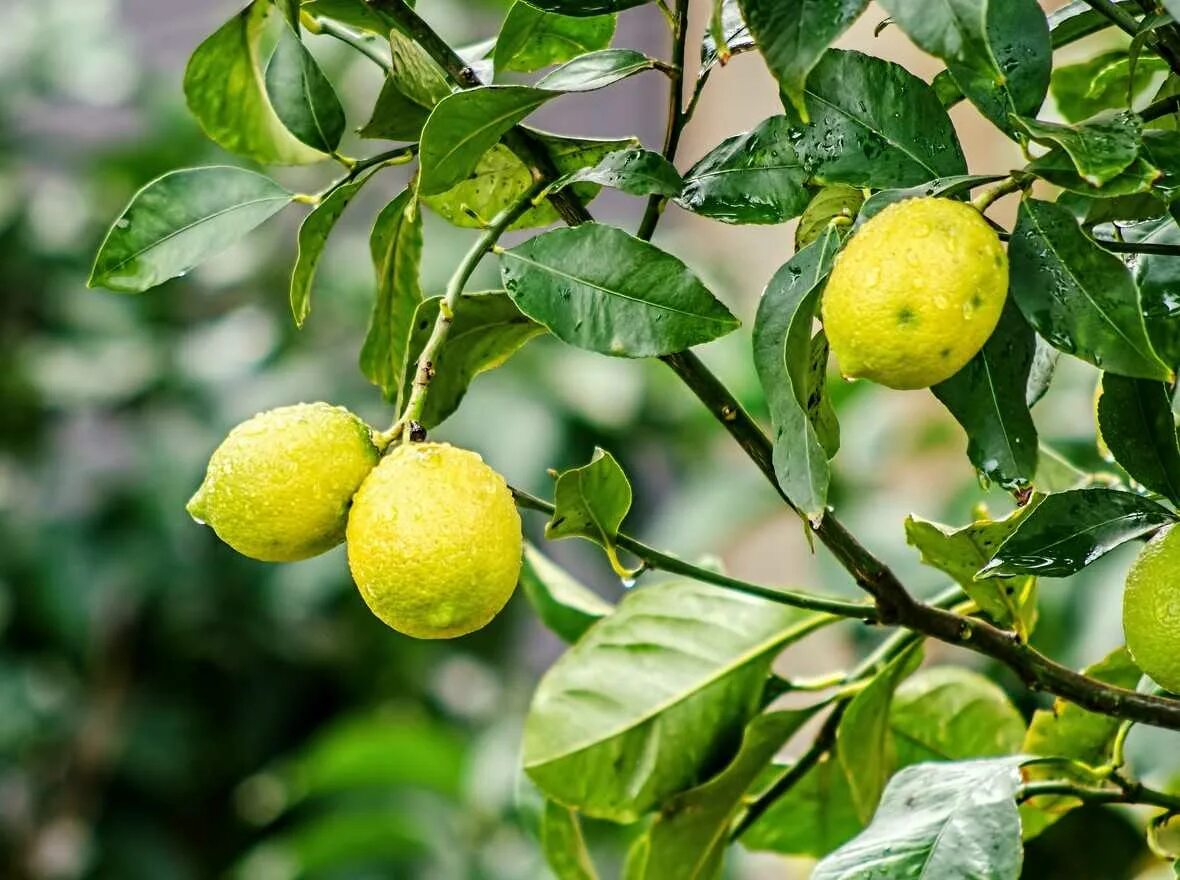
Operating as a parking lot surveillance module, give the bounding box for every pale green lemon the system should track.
[822,197,1009,390]
[1123,525,1180,693]
[187,403,379,562]
[346,442,522,639]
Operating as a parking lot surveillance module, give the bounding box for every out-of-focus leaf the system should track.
[1009,199,1171,381]
[811,758,1025,880]
[550,148,684,199]
[540,801,598,880]
[424,133,634,230]
[784,50,968,189]
[495,3,616,74]
[400,292,544,428]
[880,0,1050,134]
[522,581,821,822]
[89,167,292,293]
[546,447,634,576]
[520,544,613,643]
[933,301,1040,491]
[737,0,868,118]
[631,705,824,879]
[290,174,371,326]
[500,223,739,357]
[905,502,1041,638]
[678,115,811,224]
[360,188,423,400]
[752,228,841,521]
[978,488,1175,578]
[1014,111,1141,187]
[836,645,923,822]
[1050,51,1169,123]
[184,1,324,164]
[1097,373,1180,503]
[265,24,346,154]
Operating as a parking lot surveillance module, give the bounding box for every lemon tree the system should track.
[88,0,1180,876]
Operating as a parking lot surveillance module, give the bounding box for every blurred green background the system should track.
[1,0,1176,878]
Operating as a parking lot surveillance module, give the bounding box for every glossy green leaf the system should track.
[1098,373,1180,503]
[836,645,923,822]
[419,51,657,194]
[495,3,616,74]
[808,330,840,458]
[890,667,1026,765]
[1026,149,1160,198]
[265,25,346,153]
[520,544,614,644]
[424,132,633,230]
[540,801,598,880]
[546,448,633,576]
[1051,51,1169,123]
[752,228,841,521]
[880,0,1050,135]
[785,50,968,189]
[550,148,684,198]
[1014,111,1141,187]
[388,29,451,109]
[978,487,1175,578]
[858,174,1006,222]
[905,504,1040,638]
[359,189,423,400]
[700,0,753,74]
[796,184,864,250]
[1130,217,1180,370]
[933,300,1040,490]
[522,580,821,822]
[737,0,868,119]
[521,0,648,14]
[677,115,811,224]
[184,1,324,165]
[500,223,739,357]
[812,758,1025,880]
[89,166,292,293]
[631,706,823,879]
[400,292,545,428]
[1009,199,1171,381]
[290,174,371,326]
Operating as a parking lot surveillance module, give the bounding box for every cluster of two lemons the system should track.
[186,404,522,639]
[825,197,1179,694]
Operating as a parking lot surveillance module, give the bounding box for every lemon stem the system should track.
[393,181,548,438]
[972,173,1031,214]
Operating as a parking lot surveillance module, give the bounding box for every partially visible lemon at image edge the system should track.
[187,402,379,562]
[1123,525,1180,693]
[822,197,1009,390]
[346,442,523,639]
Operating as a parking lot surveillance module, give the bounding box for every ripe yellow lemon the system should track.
[346,442,522,639]
[187,403,379,562]
[1123,525,1180,693]
[822,197,1009,390]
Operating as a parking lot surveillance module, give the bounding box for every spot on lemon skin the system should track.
[187,402,379,563]
[1123,525,1180,693]
[346,442,522,640]
[821,197,1009,390]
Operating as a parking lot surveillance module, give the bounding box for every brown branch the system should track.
[356,0,1180,733]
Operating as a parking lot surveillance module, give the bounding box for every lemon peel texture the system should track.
[822,197,1009,390]
[1123,525,1180,693]
[346,442,523,639]
[187,402,379,562]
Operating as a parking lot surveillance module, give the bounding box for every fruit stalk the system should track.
[393,180,547,438]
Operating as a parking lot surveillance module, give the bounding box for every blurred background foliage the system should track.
[0,0,1177,878]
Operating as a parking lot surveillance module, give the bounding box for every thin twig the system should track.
[637,0,690,241]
